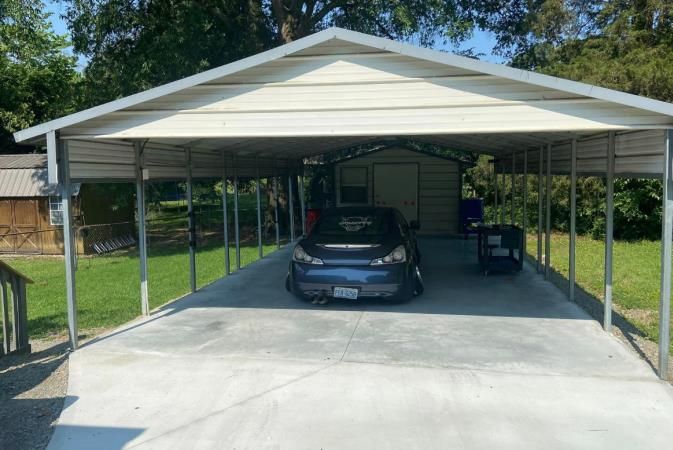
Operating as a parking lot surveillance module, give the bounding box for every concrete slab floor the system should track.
[48,238,673,449]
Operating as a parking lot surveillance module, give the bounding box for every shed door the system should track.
[13,200,41,253]
[0,200,41,254]
[373,163,418,221]
[0,200,13,252]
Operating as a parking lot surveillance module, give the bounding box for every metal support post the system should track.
[500,165,506,225]
[523,150,528,258]
[256,164,263,259]
[234,164,241,270]
[60,139,78,349]
[134,141,149,315]
[537,146,543,273]
[273,165,280,250]
[545,144,552,279]
[658,129,673,380]
[186,149,196,293]
[222,161,230,275]
[511,150,516,224]
[493,160,499,223]
[604,131,616,331]
[569,139,577,301]
[288,174,295,242]
[298,171,306,236]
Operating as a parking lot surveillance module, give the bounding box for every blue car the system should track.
[286,207,424,302]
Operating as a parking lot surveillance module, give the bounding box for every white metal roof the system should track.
[13,27,673,144]
[11,27,673,180]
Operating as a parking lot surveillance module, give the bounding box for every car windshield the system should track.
[313,210,390,236]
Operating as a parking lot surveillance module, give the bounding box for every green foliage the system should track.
[61,0,521,105]
[464,155,664,241]
[64,0,274,106]
[0,0,80,152]
[507,1,673,102]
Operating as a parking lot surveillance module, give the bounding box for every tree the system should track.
[269,0,476,44]
[467,1,673,241]
[502,1,673,102]
[60,0,523,103]
[0,0,80,153]
[62,0,274,106]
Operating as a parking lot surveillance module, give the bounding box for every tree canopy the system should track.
[0,0,80,152]
[61,0,511,104]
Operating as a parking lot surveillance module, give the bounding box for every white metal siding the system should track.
[335,148,460,235]
[502,130,666,176]
[61,52,672,140]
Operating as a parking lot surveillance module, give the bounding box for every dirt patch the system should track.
[0,337,69,450]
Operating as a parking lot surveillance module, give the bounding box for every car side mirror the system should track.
[409,220,420,230]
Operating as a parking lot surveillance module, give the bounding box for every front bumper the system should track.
[288,261,412,300]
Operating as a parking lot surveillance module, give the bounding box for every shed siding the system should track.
[335,148,460,235]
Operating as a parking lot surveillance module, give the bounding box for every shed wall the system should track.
[335,148,460,235]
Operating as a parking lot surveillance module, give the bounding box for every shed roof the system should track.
[0,154,80,197]
[329,143,471,166]
[0,154,47,169]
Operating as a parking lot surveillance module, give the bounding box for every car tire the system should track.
[285,274,291,292]
[413,266,424,296]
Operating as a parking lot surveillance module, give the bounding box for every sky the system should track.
[43,0,505,69]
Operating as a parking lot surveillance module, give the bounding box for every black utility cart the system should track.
[474,224,524,275]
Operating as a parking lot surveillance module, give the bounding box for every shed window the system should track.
[49,196,63,226]
[340,167,368,204]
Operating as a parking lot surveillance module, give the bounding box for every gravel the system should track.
[0,337,69,450]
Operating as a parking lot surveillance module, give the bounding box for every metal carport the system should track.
[13,27,673,379]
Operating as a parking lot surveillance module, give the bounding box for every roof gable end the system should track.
[13,27,673,144]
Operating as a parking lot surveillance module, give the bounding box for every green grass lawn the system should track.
[6,240,279,340]
[527,233,672,354]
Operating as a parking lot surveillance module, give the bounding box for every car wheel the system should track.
[285,274,291,292]
[413,266,424,296]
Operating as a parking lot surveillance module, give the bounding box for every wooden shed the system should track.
[333,146,464,235]
[0,154,133,254]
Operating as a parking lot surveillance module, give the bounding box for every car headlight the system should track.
[293,245,324,265]
[370,245,406,265]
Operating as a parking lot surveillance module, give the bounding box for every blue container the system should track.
[460,198,484,236]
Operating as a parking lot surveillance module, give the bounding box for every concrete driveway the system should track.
[49,238,673,449]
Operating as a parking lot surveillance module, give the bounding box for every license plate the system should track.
[333,287,358,300]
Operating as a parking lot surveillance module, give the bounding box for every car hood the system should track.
[300,234,401,265]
